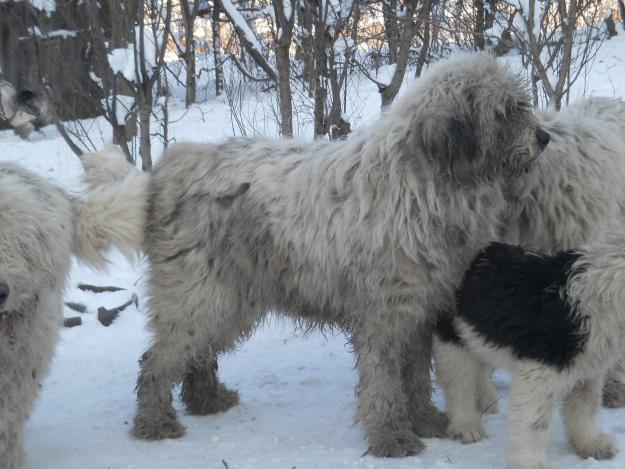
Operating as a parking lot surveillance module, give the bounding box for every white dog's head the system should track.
[0,166,72,333]
[396,52,549,184]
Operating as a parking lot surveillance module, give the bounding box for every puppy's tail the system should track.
[72,146,150,268]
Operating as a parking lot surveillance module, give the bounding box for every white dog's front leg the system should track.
[433,337,486,443]
[508,367,560,469]
[563,376,618,460]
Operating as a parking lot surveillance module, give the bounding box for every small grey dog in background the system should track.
[0,80,51,139]
[0,158,148,469]
[105,52,550,457]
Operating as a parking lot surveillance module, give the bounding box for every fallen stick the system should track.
[77,284,125,293]
[97,293,139,326]
[65,302,87,313]
[63,316,82,328]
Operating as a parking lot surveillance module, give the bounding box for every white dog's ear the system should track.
[419,94,481,179]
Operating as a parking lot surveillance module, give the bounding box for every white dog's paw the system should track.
[574,433,619,460]
[447,420,487,443]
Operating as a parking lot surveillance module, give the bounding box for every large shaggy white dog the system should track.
[432,96,625,454]
[0,159,148,469]
[503,97,625,407]
[434,233,625,469]
[122,52,549,457]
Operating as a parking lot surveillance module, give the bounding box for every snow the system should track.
[513,0,543,41]
[25,26,77,39]
[1,0,57,15]
[108,47,137,83]
[107,26,161,83]
[283,0,292,22]
[1,30,625,469]
[334,37,355,55]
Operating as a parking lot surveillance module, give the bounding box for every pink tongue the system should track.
[0,313,8,330]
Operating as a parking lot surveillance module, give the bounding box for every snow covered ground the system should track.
[2,36,625,469]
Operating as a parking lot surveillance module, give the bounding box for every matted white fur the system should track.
[0,157,148,468]
[74,147,150,267]
[503,97,625,406]
[126,52,548,457]
[434,97,625,451]
[81,144,134,190]
[434,228,625,469]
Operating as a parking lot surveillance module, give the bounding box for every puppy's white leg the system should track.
[563,376,618,460]
[433,337,486,443]
[477,364,499,415]
[508,367,559,469]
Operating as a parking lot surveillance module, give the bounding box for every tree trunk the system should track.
[605,13,618,38]
[380,0,417,108]
[184,36,196,106]
[138,88,152,171]
[474,0,485,50]
[415,0,432,77]
[552,0,577,109]
[212,1,223,96]
[312,0,328,138]
[180,0,197,107]
[298,1,315,92]
[275,42,293,137]
[485,0,496,30]
[619,0,625,29]
[383,0,400,64]
[273,0,295,137]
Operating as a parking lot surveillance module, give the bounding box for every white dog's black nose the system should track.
[536,128,550,148]
[0,281,9,307]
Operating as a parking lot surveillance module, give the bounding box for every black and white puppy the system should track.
[434,239,625,469]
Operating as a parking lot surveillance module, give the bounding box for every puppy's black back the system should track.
[456,242,587,369]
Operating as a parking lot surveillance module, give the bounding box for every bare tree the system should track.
[135,0,173,170]
[26,0,171,168]
[273,0,297,137]
[298,0,360,138]
[357,0,433,108]
[172,0,203,107]
[508,0,606,109]
[383,0,401,63]
[218,0,299,135]
[212,1,224,96]
[379,0,417,107]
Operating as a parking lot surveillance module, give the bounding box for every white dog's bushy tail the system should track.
[72,145,150,268]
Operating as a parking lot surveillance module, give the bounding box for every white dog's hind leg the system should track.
[563,377,618,460]
[477,364,499,415]
[433,337,487,443]
[603,356,625,408]
[508,366,560,469]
